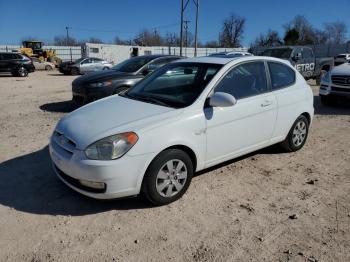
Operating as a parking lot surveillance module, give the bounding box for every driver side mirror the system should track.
[208,92,237,107]
[292,53,302,62]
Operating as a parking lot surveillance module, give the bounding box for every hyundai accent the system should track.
[50,56,314,205]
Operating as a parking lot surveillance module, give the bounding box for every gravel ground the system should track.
[0,71,349,262]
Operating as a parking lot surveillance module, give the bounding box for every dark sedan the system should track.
[72,55,182,103]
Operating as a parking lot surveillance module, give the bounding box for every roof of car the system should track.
[134,54,182,59]
[177,55,293,66]
[177,56,240,64]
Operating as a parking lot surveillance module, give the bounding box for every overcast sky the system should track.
[0,0,349,46]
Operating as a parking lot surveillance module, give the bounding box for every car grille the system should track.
[332,75,350,87]
[331,86,350,93]
[52,131,76,156]
[54,164,106,193]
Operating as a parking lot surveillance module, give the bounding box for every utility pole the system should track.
[65,26,70,46]
[193,0,199,57]
[184,20,190,48]
[180,0,190,56]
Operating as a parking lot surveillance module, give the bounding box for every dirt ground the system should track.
[0,70,349,262]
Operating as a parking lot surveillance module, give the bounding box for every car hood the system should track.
[331,62,350,75]
[55,95,180,150]
[72,70,134,84]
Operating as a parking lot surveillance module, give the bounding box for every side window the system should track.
[303,48,313,59]
[81,58,92,64]
[214,61,268,99]
[268,62,296,90]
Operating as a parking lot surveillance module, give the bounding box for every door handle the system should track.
[261,100,273,107]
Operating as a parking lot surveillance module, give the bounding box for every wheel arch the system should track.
[162,145,198,172]
[301,112,311,124]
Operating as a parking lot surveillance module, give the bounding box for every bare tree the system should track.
[204,40,219,48]
[54,35,77,46]
[134,29,164,46]
[323,21,347,44]
[114,36,130,45]
[88,37,103,44]
[219,13,245,47]
[253,30,283,47]
[164,32,180,47]
[284,15,316,44]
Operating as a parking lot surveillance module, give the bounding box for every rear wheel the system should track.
[16,67,28,77]
[102,67,109,70]
[45,65,53,71]
[320,95,337,106]
[70,67,79,75]
[281,115,309,152]
[142,149,193,205]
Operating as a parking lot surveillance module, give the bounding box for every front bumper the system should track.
[49,137,153,199]
[72,85,115,103]
[319,83,350,97]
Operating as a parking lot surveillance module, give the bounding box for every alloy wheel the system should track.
[156,159,187,197]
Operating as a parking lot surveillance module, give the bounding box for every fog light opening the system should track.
[79,179,106,190]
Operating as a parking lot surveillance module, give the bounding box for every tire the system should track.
[102,67,109,70]
[320,95,337,106]
[17,67,28,77]
[281,115,309,152]
[142,149,193,205]
[45,65,53,71]
[70,67,79,75]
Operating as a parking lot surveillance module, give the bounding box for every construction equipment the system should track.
[19,41,61,67]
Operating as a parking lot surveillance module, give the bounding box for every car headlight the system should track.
[89,80,113,88]
[321,71,331,83]
[85,132,138,160]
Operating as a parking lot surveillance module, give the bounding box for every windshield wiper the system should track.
[120,92,171,107]
[132,94,170,107]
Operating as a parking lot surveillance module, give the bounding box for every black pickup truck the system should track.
[261,46,334,84]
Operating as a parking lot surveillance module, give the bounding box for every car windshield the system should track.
[262,48,292,59]
[112,56,154,73]
[123,62,222,108]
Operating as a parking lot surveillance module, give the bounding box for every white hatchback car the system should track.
[50,56,314,205]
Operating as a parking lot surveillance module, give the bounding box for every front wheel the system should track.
[45,65,53,71]
[281,115,309,152]
[142,149,193,205]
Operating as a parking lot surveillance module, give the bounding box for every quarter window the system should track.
[268,62,295,90]
[214,61,268,99]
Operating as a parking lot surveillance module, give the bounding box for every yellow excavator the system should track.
[19,41,61,67]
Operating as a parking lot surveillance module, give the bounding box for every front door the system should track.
[205,61,277,166]
[80,58,94,73]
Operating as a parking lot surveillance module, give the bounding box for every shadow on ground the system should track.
[314,95,350,116]
[40,100,80,113]
[0,146,154,216]
[0,144,285,216]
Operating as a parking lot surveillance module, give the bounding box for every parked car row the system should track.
[72,55,182,103]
